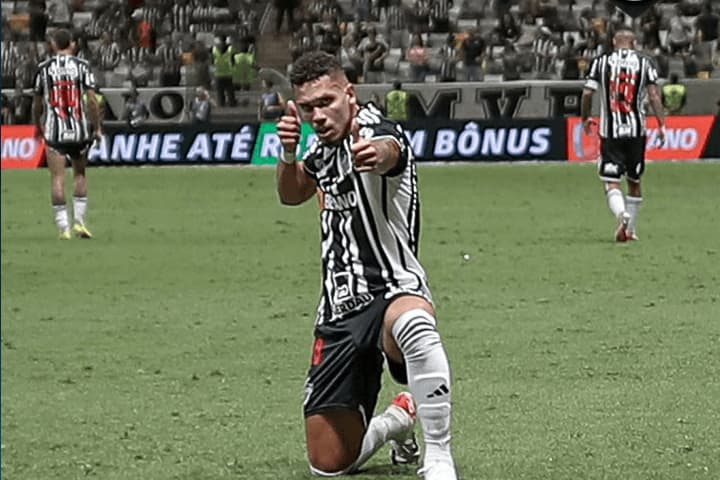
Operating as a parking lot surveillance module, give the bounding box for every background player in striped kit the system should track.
[581,29,666,242]
[33,28,102,239]
[276,51,458,480]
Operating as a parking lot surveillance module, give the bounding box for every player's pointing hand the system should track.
[278,100,302,158]
[350,119,379,172]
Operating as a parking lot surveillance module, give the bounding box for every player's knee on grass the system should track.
[308,447,357,476]
[306,411,365,475]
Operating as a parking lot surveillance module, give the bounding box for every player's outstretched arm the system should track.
[580,88,595,135]
[32,95,44,138]
[647,84,666,144]
[350,120,401,175]
[276,100,317,205]
[86,89,103,141]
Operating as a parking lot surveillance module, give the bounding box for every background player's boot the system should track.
[59,229,71,240]
[626,231,639,241]
[615,213,630,242]
[418,460,458,480]
[388,392,420,465]
[73,222,92,239]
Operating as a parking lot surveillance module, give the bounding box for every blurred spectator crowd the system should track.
[287,0,720,83]
[1,0,261,94]
[2,0,720,124]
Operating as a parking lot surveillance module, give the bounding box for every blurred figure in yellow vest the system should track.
[661,73,687,115]
[84,88,106,130]
[233,39,256,93]
[212,36,237,107]
[384,80,409,122]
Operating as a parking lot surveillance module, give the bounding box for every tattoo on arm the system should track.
[374,139,400,175]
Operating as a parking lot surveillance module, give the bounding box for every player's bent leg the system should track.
[604,182,629,242]
[47,148,67,205]
[306,409,365,475]
[387,392,420,466]
[71,155,88,197]
[47,148,70,238]
[307,399,417,476]
[353,392,418,470]
[625,179,642,240]
[71,155,92,238]
[383,296,457,480]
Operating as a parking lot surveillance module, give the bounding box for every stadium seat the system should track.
[385,48,403,74]
[1,2,14,17]
[196,32,215,49]
[456,19,477,31]
[428,33,447,47]
[72,11,93,29]
[14,1,29,13]
[397,61,411,81]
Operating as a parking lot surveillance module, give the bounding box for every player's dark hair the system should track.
[52,28,72,50]
[290,51,344,87]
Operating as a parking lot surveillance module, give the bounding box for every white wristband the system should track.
[281,150,296,165]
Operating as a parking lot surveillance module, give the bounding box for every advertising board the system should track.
[252,118,567,163]
[566,116,716,162]
[1,126,45,169]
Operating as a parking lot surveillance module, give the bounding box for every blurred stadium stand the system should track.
[2,0,719,123]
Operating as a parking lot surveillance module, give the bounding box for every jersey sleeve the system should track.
[356,103,411,177]
[83,62,98,91]
[584,56,601,91]
[645,57,659,85]
[32,67,43,95]
[301,138,323,179]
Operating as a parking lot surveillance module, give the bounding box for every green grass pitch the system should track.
[2,162,719,480]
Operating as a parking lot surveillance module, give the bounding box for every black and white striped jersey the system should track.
[33,54,97,145]
[585,48,659,139]
[302,103,432,325]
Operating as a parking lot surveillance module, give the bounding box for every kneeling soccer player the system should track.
[275,51,459,480]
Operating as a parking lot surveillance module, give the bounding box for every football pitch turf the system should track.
[2,162,719,480]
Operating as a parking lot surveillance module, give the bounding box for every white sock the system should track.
[53,204,69,232]
[626,196,642,233]
[73,196,88,225]
[392,309,453,467]
[350,406,409,471]
[606,188,626,219]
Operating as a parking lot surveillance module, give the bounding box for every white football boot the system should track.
[418,461,458,480]
[387,392,421,465]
